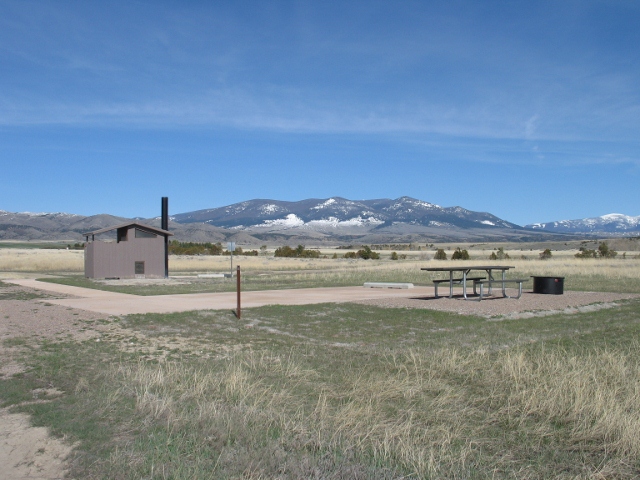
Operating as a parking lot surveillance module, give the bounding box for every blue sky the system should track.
[1,0,638,226]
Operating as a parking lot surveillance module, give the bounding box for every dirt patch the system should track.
[0,407,74,480]
[0,299,114,377]
[0,300,109,340]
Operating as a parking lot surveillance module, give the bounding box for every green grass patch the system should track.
[37,271,379,296]
[2,336,29,348]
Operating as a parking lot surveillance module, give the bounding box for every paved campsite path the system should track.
[6,279,432,315]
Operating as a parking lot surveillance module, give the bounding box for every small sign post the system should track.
[227,242,236,276]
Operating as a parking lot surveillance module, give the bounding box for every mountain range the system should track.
[0,197,636,244]
[525,214,640,234]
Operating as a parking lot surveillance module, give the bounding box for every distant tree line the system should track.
[167,241,254,256]
[343,246,380,260]
[223,246,259,256]
[370,244,427,251]
[169,241,223,255]
[274,245,321,258]
[575,242,617,259]
[433,247,472,261]
[169,241,262,256]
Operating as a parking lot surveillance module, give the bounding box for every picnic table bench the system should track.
[422,265,525,301]
[432,276,485,298]
[473,278,527,300]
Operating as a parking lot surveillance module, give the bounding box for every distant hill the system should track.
[0,210,240,244]
[0,211,128,241]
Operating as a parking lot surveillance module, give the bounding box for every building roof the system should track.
[83,221,173,237]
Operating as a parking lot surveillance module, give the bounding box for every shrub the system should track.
[575,247,597,259]
[490,247,510,260]
[274,245,296,257]
[598,242,617,258]
[451,248,470,260]
[539,248,552,260]
[390,251,398,260]
[434,248,447,260]
[356,246,380,260]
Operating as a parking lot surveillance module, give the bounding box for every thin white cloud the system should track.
[524,115,539,139]
[0,86,638,156]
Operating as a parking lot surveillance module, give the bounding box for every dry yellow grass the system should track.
[110,342,640,477]
[0,248,84,273]
[2,247,640,285]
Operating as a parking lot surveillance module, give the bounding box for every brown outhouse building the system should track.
[83,222,172,279]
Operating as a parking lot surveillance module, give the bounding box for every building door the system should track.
[135,261,145,277]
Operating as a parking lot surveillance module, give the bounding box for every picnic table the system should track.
[421,265,526,301]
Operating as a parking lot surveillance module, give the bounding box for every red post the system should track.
[236,265,241,319]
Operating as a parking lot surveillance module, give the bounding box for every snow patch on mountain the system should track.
[246,214,385,230]
[225,202,250,215]
[15,212,81,218]
[312,198,338,210]
[386,197,440,211]
[307,216,385,228]
[256,214,305,229]
[260,204,281,215]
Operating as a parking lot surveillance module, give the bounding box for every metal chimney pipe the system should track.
[161,197,169,278]
[161,197,169,231]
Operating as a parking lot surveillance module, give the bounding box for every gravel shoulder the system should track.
[357,289,639,318]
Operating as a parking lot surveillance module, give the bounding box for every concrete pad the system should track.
[5,278,435,316]
[364,282,414,289]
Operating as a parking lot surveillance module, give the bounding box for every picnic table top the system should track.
[421,265,515,272]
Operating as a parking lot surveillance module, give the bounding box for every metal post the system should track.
[236,265,241,319]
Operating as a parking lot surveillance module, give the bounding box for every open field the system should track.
[2,245,640,478]
[3,245,640,295]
